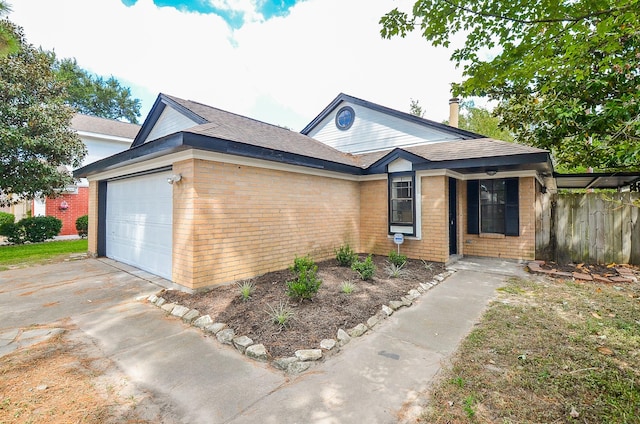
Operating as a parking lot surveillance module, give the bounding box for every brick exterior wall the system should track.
[172,159,361,290]
[85,160,537,290]
[87,181,98,255]
[460,176,536,260]
[359,175,449,263]
[45,188,89,236]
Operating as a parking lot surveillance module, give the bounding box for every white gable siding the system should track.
[144,106,198,143]
[307,101,465,154]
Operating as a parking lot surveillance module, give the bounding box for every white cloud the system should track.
[9,0,462,130]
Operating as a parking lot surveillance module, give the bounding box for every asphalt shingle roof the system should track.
[164,95,362,168]
[71,114,140,139]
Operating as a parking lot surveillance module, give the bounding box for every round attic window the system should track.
[335,106,355,131]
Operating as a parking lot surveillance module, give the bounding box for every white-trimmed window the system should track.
[389,173,415,235]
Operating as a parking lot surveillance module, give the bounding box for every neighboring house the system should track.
[33,114,140,235]
[75,93,553,291]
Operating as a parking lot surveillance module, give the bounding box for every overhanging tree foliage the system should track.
[0,21,86,207]
[53,57,141,124]
[381,0,640,171]
[0,1,18,56]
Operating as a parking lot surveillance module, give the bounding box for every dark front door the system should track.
[449,178,457,255]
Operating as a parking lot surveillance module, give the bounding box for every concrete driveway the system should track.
[0,257,527,423]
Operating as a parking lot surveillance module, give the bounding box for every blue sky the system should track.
[121,0,300,29]
[10,0,464,130]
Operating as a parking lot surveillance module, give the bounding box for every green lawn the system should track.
[0,239,88,268]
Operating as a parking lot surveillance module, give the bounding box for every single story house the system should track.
[75,93,553,291]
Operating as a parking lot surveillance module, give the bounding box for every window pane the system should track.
[392,199,413,224]
[480,179,506,234]
[390,176,414,225]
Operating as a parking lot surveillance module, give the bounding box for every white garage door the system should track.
[106,172,173,279]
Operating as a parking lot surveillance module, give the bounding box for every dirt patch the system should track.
[0,323,155,424]
[161,255,444,358]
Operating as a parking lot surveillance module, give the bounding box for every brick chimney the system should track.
[449,97,459,128]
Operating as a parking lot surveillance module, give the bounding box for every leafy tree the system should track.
[381,0,640,171]
[409,98,425,117]
[445,102,514,142]
[0,21,86,207]
[53,57,141,124]
[0,1,18,56]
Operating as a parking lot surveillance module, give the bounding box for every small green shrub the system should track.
[75,215,88,238]
[287,255,322,301]
[351,254,376,281]
[388,250,407,267]
[385,261,408,278]
[237,280,255,301]
[287,266,322,301]
[265,301,295,330]
[2,216,62,244]
[335,244,357,267]
[290,255,316,274]
[340,281,355,294]
[421,259,433,271]
[0,212,15,235]
[21,216,62,243]
[1,223,25,244]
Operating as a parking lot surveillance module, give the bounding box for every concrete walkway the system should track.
[0,257,527,423]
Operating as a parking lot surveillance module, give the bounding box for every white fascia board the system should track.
[77,131,134,144]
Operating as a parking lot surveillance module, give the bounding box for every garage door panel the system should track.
[106,172,172,279]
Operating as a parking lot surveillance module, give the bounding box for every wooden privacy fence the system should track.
[536,192,640,265]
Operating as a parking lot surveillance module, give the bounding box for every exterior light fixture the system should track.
[167,174,182,184]
[486,169,498,176]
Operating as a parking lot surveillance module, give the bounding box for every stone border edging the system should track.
[527,261,637,283]
[142,269,455,374]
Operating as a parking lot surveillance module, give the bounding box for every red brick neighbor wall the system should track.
[359,175,450,263]
[460,176,536,260]
[45,188,89,236]
[172,159,361,290]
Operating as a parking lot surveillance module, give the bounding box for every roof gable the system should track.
[301,93,484,154]
[131,94,207,148]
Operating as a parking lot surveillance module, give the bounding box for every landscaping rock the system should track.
[348,323,368,338]
[337,328,351,346]
[182,309,200,324]
[400,296,413,307]
[147,294,158,303]
[171,305,190,318]
[287,361,311,374]
[193,315,213,329]
[407,289,421,300]
[381,305,393,316]
[273,356,298,370]
[233,335,254,353]
[388,300,404,310]
[366,315,381,329]
[154,297,166,307]
[160,303,176,313]
[420,282,433,291]
[205,323,227,334]
[434,275,445,282]
[295,349,322,361]
[216,329,235,344]
[245,344,268,361]
[320,339,336,350]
